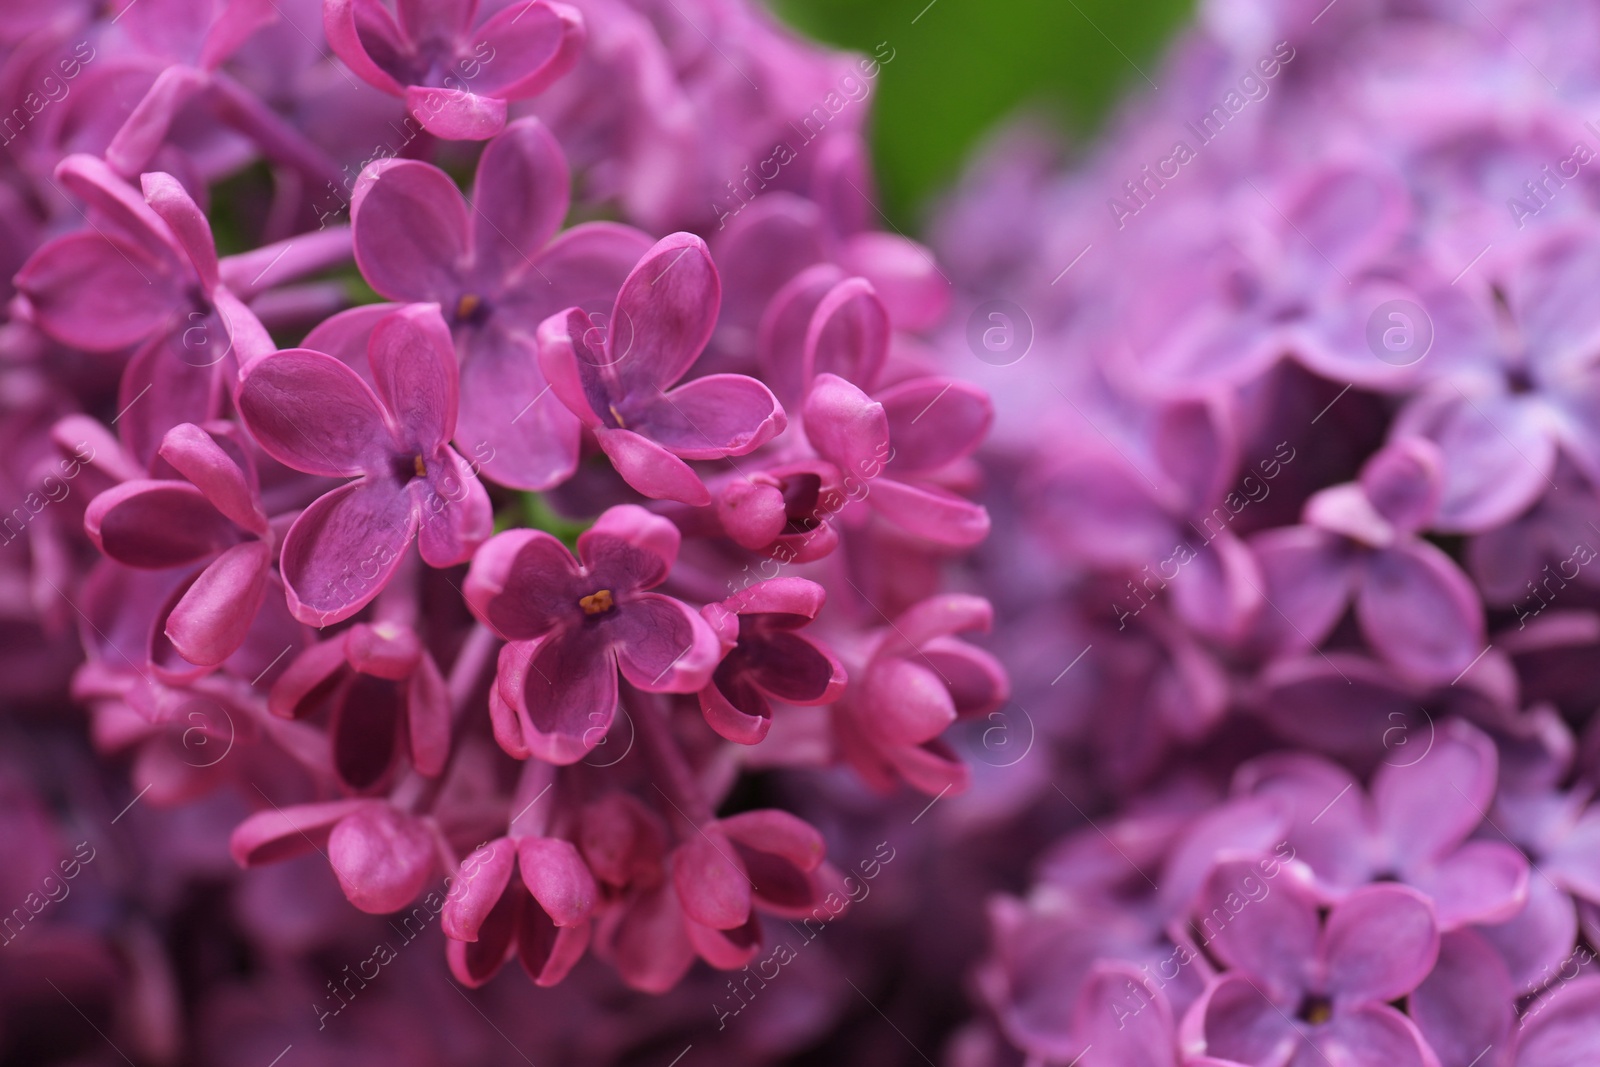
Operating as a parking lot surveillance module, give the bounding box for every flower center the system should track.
[392,452,428,483]
[608,403,628,429]
[454,293,489,326]
[1297,993,1333,1025]
[579,589,615,615]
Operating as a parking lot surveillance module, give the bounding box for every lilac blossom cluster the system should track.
[936,0,1600,1065]
[0,0,1004,1060]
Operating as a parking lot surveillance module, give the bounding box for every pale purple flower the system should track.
[1251,436,1486,684]
[1181,859,1441,1067]
[1394,227,1600,532]
[99,0,281,177]
[1515,977,1600,1067]
[1236,718,1530,930]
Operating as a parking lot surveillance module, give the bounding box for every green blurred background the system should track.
[772,0,1194,226]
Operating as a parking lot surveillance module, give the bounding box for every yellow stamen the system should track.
[579,589,615,615]
[1305,1002,1332,1025]
[413,454,427,478]
[456,293,482,320]
[608,403,627,429]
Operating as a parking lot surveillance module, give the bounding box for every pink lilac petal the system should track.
[164,540,272,666]
[1410,929,1514,1067]
[236,349,390,477]
[327,804,437,914]
[1320,884,1440,1006]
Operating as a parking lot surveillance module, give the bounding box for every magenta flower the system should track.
[537,233,787,506]
[761,272,992,547]
[834,594,1007,795]
[464,504,720,763]
[441,836,597,987]
[231,798,439,914]
[1182,859,1441,1067]
[697,577,846,745]
[268,621,449,792]
[711,457,846,563]
[351,117,652,490]
[324,0,584,140]
[1251,436,1485,684]
[236,302,492,627]
[672,809,833,967]
[83,422,274,674]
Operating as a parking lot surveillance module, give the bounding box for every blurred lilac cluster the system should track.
[937,0,1600,1064]
[0,0,1004,1062]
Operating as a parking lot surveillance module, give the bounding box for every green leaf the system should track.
[772,0,1193,225]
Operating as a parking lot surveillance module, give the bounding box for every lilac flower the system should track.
[1030,394,1269,644]
[350,117,651,490]
[464,504,720,763]
[14,160,275,462]
[1236,718,1530,930]
[750,273,991,548]
[1251,436,1486,684]
[324,0,584,140]
[268,620,449,792]
[1182,859,1441,1067]
[834,594,1007,795]
[710,457,846,563]
[1410,929,1516,1067]
[236,302,492,626]
[231,798,439,914]
[1118,161,1419,394]
[1466,458,1600,609]
[976,796,1298,1064]
[99,0,281,177]
[1394,227,1600,532]
[711,187,950,367]
[697,577,845,745]
[673,809,834,966]
[441,835,597,987]
[83,421,274,673]
[537,233,787,505]
[0,0,1008,1039]
[528,0,873,233]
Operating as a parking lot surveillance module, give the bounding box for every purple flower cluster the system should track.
[0,0,1002,1059]
[15,0,1600,1061]
[938,0,1600,1064]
